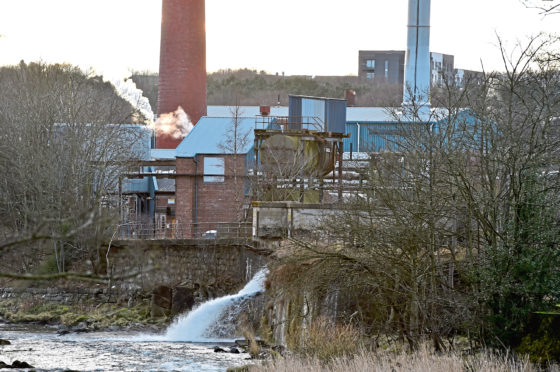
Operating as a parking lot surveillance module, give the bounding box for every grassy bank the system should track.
[249,348,556,372]
[0,299,169,329]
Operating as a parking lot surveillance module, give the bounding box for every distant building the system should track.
[358,51,405,85]
[453,69,484,88]
[358,50,458,88]
[430,52,455,87]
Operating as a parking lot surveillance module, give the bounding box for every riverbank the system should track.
[0,297,169,332]
[246,348,554,372]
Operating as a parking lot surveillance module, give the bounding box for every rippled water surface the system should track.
[0,324,252,371]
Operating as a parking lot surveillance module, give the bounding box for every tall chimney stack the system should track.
[157,0,207,149]
[403,0,431,117]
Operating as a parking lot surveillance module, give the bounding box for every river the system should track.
[0,269,269,371]
[0,324,252,371]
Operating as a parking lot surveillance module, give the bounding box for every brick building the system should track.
[174,116,255,237]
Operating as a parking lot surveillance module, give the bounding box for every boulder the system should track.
[171,286,195,315]
[0,339,10,345]
[11,360,34,368]
[71,322,91,333]
[229,347,240,354]
[213,346,226,353]
[151,285,172,317]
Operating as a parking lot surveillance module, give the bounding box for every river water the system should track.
[0,324,251,371]
[0,269,269,371]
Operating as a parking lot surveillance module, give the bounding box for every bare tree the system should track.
[0,61,145,280]
[218,100,252,222]
[521,0,560,14]
[267,34,560,351]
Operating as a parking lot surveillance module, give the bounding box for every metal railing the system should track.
[255,115,326,132]
[116,222,252,240]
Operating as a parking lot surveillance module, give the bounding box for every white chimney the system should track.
[403,0,431,117]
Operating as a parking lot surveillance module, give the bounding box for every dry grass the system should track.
[243,330,261,358]
[291,316,361,361]
[251,347,559,372]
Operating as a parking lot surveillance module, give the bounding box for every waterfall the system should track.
[162,268,268,342]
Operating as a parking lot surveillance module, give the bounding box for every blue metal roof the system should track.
[208,105,395,122]
[150,148,176,159]
[207,105,448,124]
[176,116,255,157]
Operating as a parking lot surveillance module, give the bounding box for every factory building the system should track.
[171,95,347,238]
[358,50,455,88]
[174,116,255,237]
[119,0,485,239]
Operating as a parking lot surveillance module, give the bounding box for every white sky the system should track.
[0,0,557,78]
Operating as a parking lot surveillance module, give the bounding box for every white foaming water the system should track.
[159,268,268,342]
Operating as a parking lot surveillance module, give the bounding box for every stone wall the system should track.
[110,240,268,297]
[0,242,268,309]
[0,287,110,304]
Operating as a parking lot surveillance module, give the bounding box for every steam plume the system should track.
[110,77,155,122]
[150,106,193,139]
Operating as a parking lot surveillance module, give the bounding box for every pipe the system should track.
[357,123,361,152]
[193,157,199,233]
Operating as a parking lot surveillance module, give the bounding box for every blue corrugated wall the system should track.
[344,122,402,152]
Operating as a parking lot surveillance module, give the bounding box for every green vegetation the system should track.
[0,299,164,329]
[516,310,560,364]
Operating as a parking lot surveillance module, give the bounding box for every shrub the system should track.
[516,314,560,364]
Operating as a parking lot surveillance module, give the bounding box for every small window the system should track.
[366,59,375,69]
[204,157,225,182]
[384,60,389,77]
[366,72,375,79]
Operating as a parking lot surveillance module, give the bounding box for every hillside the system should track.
[131,69,403,113]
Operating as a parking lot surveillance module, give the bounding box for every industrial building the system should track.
[358,50,480,88]
[358,50,453,86]
[118,0,477,239]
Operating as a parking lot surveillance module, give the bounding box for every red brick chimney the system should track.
[157,0,207,149]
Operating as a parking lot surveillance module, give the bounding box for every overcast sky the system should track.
[0,0,557,78]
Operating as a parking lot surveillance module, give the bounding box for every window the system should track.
[204,157,225,182]
[366,59,375,69]
[366,72,375,79]
[384,60,389,77]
